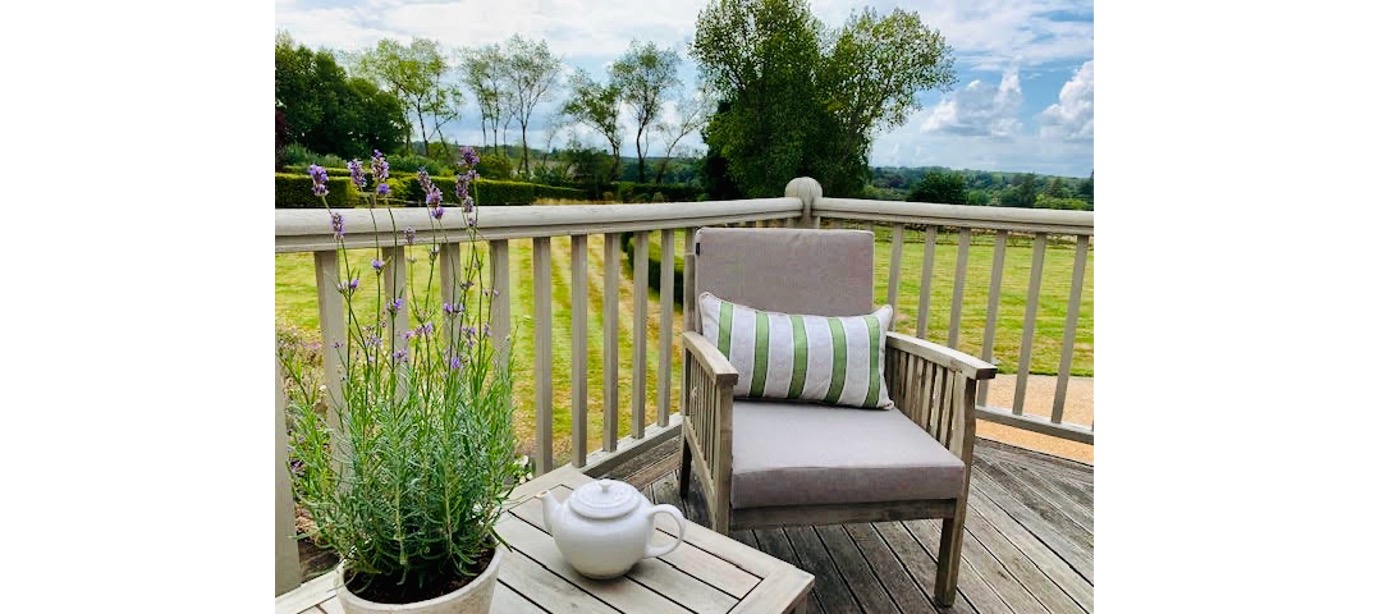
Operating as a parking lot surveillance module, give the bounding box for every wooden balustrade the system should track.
[274,182,1093,593]
[813,197,1093,446]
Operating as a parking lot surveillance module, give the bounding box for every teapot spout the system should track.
[537,490,560,531]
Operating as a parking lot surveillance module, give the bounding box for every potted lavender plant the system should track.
[283,148,523,613]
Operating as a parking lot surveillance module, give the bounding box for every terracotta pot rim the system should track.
[336,545,506,612]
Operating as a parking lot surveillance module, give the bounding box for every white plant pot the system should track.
[337,546,505,614]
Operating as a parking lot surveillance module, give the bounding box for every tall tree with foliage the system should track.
[460,44,508,149]
[275,32,407,158]
[691,0,955,197]
[610,41,682,183]
[499,35,562,177]
[355,38,464,157]
[907,170,967,204]
[562,69,623,183]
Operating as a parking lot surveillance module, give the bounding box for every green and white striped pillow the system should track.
[698,292,894,409]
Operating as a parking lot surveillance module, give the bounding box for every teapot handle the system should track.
[643,504,687,559]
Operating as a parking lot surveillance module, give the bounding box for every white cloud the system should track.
[920,70,1023,139]
[278,0,701,59]
[1039,60,1093,141]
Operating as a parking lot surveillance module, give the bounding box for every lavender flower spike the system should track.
[386,297,403,313]
[308,164,329,197]
[461,146,480,169]
[330,211,345,239]
[371,258,384,272]
[347,159,366,190]
[371,150,389,182]
[401,226,416,245]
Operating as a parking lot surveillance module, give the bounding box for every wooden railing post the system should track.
[785,177,822,228]
[658,228,675,427]
[632,231,649,439]
[532,237,553,474]
[275,359,302,595]
[603,233,621,452]
[570,235,589,467]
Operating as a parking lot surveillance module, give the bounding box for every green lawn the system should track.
[276,224,1092,465]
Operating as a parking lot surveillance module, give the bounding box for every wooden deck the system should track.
[281,437,1091,613]
[616,437,1093,614]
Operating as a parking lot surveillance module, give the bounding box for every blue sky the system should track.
[277,0,1093,177]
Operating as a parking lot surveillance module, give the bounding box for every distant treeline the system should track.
[868,166,1094,210]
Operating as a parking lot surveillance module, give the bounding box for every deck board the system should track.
[278,439,1091,614]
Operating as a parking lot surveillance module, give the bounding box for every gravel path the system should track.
[978,374,1094,464]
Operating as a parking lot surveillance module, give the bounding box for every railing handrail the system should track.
[275,197,803,253]
[816,197,1093,235]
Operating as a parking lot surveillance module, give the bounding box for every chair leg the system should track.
[934,515,965,606]
[678,436,692,497]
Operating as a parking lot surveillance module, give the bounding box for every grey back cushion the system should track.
[693,228,875,331]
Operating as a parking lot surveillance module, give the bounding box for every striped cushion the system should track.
[698,292,894,409]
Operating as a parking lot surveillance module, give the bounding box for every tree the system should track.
[907,170,967,204]
[1078,172,1094,204]
[691,0,955,197]
[562,69,623,183]
[1000,173,1038,208]
[355,38,464,156]
[819,8,956,190]
[610,41,682,183]
[1045,176,1069,198]
[460,44,508,149]
[499,35,562,177]
[653,87,713,184]
[275,32,407,158]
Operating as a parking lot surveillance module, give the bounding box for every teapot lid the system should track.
[569,479,640,519]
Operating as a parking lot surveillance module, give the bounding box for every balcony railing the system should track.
[272,177,1093,595]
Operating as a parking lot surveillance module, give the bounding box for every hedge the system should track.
[610,182,705,203]
[276,168,571,208]
[533,184,588,201]
[275,173,360,208]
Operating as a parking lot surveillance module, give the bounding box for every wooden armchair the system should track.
[678,227,996,606]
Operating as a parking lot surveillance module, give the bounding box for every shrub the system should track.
[280,143,319,167]
[610,181,704,203]
[476,151,514,181]
[651,192,666,203]
[275,173,359,208]
[387,154,453,176]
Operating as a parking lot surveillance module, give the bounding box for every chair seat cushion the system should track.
[730,400,966,509]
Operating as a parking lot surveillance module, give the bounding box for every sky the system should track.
[276,0,1094,177]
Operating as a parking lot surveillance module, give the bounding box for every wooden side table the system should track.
[275,465,813,614]
[496,465,814,613]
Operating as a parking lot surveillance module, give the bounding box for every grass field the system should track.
[276,224,1092,466]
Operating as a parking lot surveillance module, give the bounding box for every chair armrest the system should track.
[683,331,739,387]
[681,331,736,532]
[884,332,992,462]
[886,332,997,380]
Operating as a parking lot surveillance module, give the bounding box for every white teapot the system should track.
[538,479,687,579]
